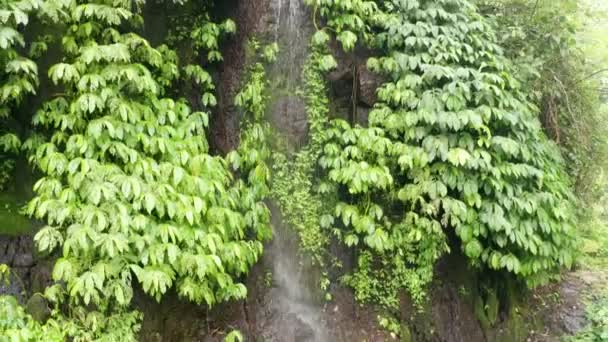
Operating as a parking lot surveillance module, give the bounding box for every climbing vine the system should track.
[477,0,605,198]
[10,0,270,339]
[307,0,577,309]
[0,0,41,190]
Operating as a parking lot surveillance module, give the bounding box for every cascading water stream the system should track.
[262,206,329,341]
[259,0,329,341]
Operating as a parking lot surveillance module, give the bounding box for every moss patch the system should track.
[0,192,33,236]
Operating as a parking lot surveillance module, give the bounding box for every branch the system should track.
[574,68,608,84]
[528,0,540,22]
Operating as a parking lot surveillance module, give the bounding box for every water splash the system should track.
[263,206,329,341]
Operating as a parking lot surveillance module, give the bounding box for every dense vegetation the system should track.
[0,0,606,340]
[309,0,577,308]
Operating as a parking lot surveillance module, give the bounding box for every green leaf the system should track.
[337,30,357,51]
[225,330,243,342]
[447,148,471,167]
[465,240,483,259]
[312,30,330,46]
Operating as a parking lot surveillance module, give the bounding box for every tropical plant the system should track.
[309,0,576,308]
[475,0,608,205]
[21,0,270,338]
[0,0,42,190]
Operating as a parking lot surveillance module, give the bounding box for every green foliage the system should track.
[577,192,608,269]
[267,34,342,296]
[270,38,335,281]
[166,3,235,63]
[1,265,139,342]
[565,293,608,342]
[12,0,270,339]
[0,295,64,342]
[166,3,236,107]
[224,330,244,342]
[306,0,382,50]
[476,0,608,204]
[378,314,401,339]
[0,0,41,190]
[310,0,577,308]
[0,0,592,339]
[0,192,31,236]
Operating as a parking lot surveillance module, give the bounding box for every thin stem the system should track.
[574,68,608,84]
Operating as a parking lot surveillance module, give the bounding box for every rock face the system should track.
[357,62,384,107]
[0,269,25,302]
[267,0,314,146]
[212,0,271,154]
[0,235,53,299]
[528,271,608,340]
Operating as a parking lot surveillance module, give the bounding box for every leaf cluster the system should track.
[7,0,271,339]
[310,0,577,308]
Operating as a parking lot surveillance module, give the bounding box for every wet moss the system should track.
[474,294,491,332]
[0,192,33,236]
[486,288,499,326]
[399,322,412,342]
[25,293,50,322]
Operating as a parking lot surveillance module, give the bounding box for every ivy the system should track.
[309,0,577,309]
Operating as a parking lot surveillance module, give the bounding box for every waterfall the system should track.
[258,0,329,341]
[268,0,311,147]
[262,205,329,341]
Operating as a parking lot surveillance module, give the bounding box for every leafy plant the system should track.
[476,0,608,204]
[0,295,65,341]
[310,0,577,308]
[22,0,270,339]
[224,330,244,342]
[0,0,42,190]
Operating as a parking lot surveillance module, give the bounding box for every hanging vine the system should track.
[7,0,271,339]
[307,0,576,309]
[0,0,43,189]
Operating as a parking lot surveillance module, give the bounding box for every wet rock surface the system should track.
[430,284,486,342]
[528,270,608,341]
[0,270,26,302]
[212,0,272,154]
[0,234,53,301]
[270,96,309,148]
[357,63,384,107]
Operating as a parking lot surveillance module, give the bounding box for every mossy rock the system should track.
[485,288,499,326]
[474,295,491,332]
[0,270,26,301]
[25,293,50,322]
[494,307,528,342]
[400,322,412,342]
